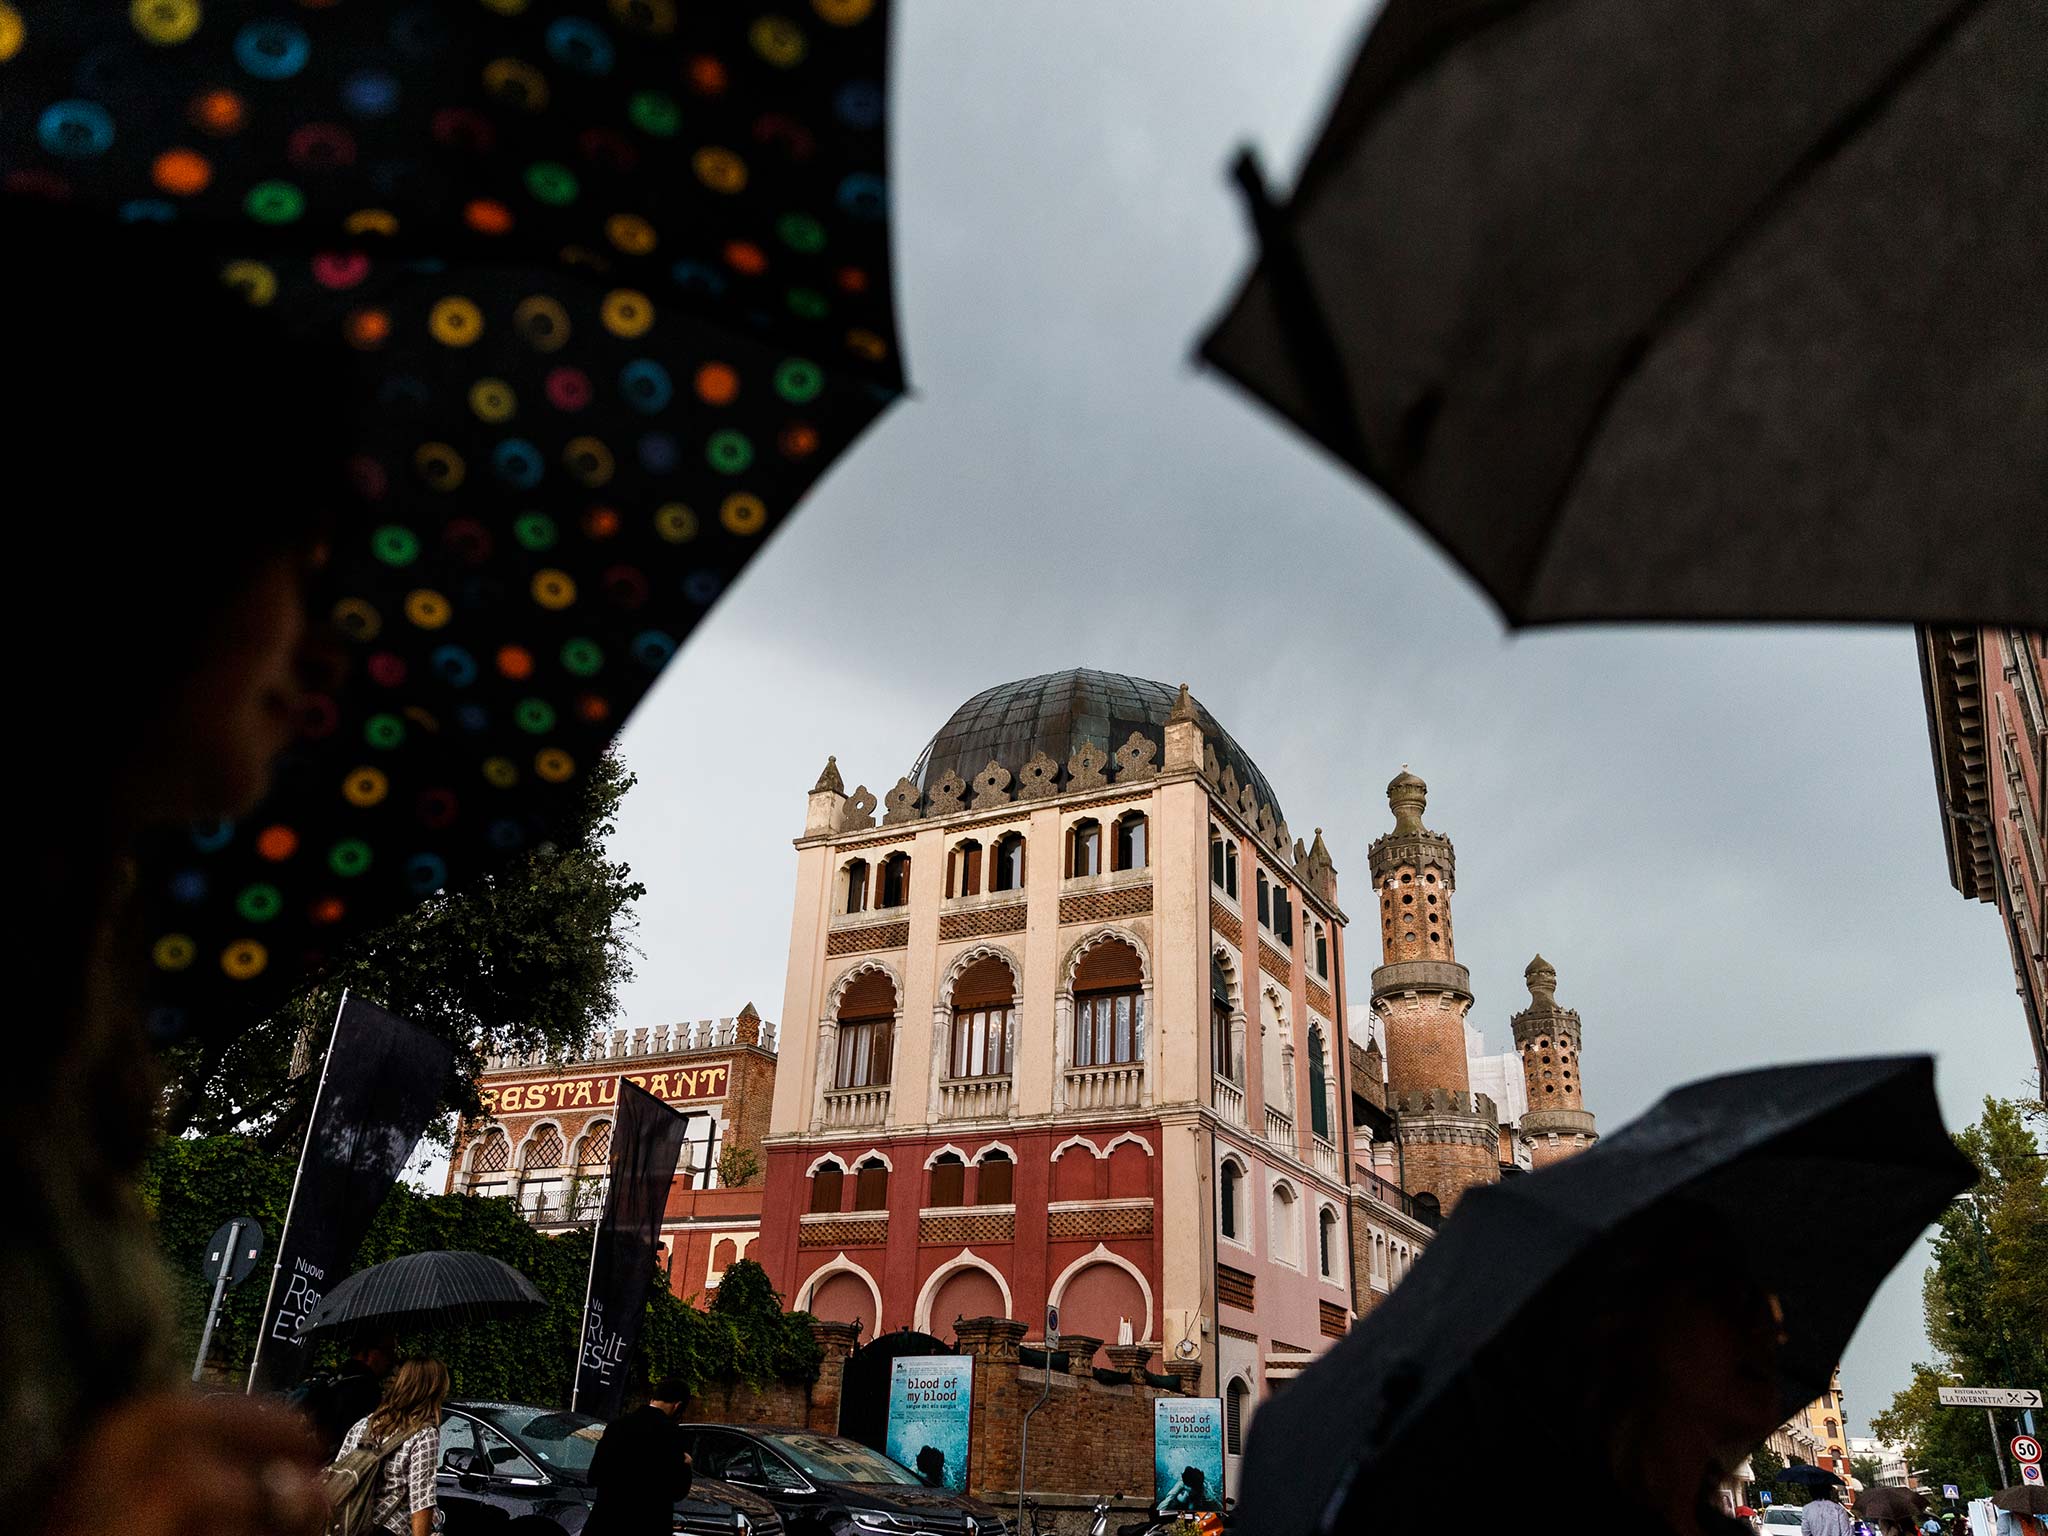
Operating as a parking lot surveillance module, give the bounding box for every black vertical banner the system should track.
[249,995,454,1391]
[574,1079,690,1417]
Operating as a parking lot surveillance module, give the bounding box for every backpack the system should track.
[319,1434,400,1536]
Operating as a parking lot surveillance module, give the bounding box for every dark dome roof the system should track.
[911,669,1285,827]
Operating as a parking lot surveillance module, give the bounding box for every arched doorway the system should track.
[838,1329,954,1454]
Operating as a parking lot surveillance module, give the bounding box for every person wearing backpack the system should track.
[328,1358,451,1536]
[295,1331,399,1461]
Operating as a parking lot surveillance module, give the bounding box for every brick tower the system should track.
[1368,771,1499,1213]
[1511,955,1598,1167]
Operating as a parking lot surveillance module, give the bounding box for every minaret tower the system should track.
[1510,955,1598,1167]
[1368,771,1499,1213]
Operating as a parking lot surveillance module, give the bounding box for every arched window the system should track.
[1225,1377,1250,1456]
[808,1159,845,1214]
[1219,1160,1242,1241]
[991,832,1025,892]
[835,970,896,1089]
[1270,882,1294,944]
[1319,1207,1339,1278]
[877,852,910,908]
[1257,869,1270,928]
[928,1152,966,1208]
[1307,1023,1331,1140]
[1073,938,1144,1068]
[843,858,869,915]
[1210,955,1237,1084]
[1113,812,1148,872]
[467,1129,511,1196]
[1211,829,1238,898]
[1313,920,1328,978]
[949,957,1014,1079]
[947,839,983,898]
[1270,1183,1299,1266]
[1069,818,1101,878]
[1261,991,1290,1120]
[976,1149,1014,1206]
[853,1156,889,1211]
[1413,1192,1441,1227]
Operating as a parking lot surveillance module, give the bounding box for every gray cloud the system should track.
[604,0,2034,1435]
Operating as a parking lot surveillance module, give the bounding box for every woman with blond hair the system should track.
[338,1359,452,1536]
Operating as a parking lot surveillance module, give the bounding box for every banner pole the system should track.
[246,988,348,1393]
[569,1073,618,1413]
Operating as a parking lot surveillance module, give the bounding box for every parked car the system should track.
[678,1425,1011,1536]
[437,1400,786,1536]
[1759,1508,1805,1532]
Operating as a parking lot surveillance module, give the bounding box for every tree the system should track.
[161,752,645,1147]
[1871,1096,2047,1500]
[1850,1455,1883,1488]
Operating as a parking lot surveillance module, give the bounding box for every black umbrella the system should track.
[1782,1462,1847,1491]
[1855,1485,1927,1521]
[1236,1056,1974,1536]
[1201,0,2044,627]
[1991,1487,2048,1515]
[304,1249,544,1334]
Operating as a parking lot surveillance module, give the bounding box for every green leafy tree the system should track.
[1850,1455,1883,1488]
[1871,1097,2047,1500]
[149,1133,819,1402]
[161,753,645,1148]
[717,1144,763,1189]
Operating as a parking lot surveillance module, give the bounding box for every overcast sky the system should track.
[591,1,2037,1435]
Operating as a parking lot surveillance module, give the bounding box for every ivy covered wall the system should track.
[145,1134,819,1405]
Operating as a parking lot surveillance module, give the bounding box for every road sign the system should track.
[1939,1387,2043,1409]
[2015,1435,2044,1466]
[1760,1493,1772,1506]
[206,1217,267,1287]
[2022,1463,2044,1488]
[1044,1304,1059,1350]
[1942,1485,1959,1501]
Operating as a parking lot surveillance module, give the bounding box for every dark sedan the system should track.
[679,1426,1010,1536]
[438,1401,785,1536]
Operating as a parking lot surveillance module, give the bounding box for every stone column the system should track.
[1104,1344,1152,1384]
[806,1319,861,1433]
[1168,1360,1203,1396]
[1058,1334,1103,1374]
[954,1317,1028,1499]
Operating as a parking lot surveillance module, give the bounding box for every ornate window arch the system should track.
[799,1252,882,1326]
[1218,1154,1247,1243]
[1261,984,1296,1125]
[1306,1018,1333,1141]
[1317,1203,1341,1279]
[1269,1178,1301,1267]
[1056,927,1154,1111]
[1225,1376,1251,1456]
[1102,1131,1154,1157]
[1047,1242,1154,1342]
[1050,1134,1103,1162]
[818,961,903,1123]
[1112,810,1148,872]
[841,857,870,915]
[1211,942,1246,1086]
[913,1248,1014,1334]
[932,945,1022,1119]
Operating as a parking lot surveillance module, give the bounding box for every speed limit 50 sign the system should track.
[2014,1434,2043,1466]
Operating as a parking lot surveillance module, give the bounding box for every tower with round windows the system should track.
[1510,955,1598,1167]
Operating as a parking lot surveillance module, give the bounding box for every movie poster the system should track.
[1153,1397,1227,1512]
[886,1356,974,1492]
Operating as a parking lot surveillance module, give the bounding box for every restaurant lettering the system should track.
[480,1062,729,1115]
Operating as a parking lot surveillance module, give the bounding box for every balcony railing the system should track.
[1211,1075,1246,1128]
[1065,1062,1144,1111]
[1358,1170,1441,1229]
[1264,1105,1295,1146]
[940,1075,1012,1120]
[1311,1137,1341,1179]
[820,1084,890,1129]
[486,1014,777,1071]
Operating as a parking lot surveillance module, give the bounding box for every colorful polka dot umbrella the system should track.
[0,0,902,1036]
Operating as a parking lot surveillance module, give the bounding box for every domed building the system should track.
[758,670,1404,1459]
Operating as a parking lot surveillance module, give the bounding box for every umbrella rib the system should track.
[1517,0,1992,619]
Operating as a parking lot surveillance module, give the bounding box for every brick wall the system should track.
[1376,992,1471,1099]
[1396,1136,1496,1210]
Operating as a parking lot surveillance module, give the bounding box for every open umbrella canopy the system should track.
[1201,0,2043,627]
[1236,1056,1974,1536]
[1782,1463,1847,1490]
[1857,1486,1929,1522]
[0,1,902,1034]
[1990,1487,2048,1515]
[305,1249,544,1335]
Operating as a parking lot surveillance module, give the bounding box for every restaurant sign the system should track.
[481,1063,729,1116]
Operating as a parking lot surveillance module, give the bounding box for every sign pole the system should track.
[247,989,348,1392]
[191,1217,243,1384]
[1990,1410,2010,1488]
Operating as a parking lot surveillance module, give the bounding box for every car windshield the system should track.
[468,1406,606,1478]
[758,1432,924,1486]
[1762,1512,1803,1526]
